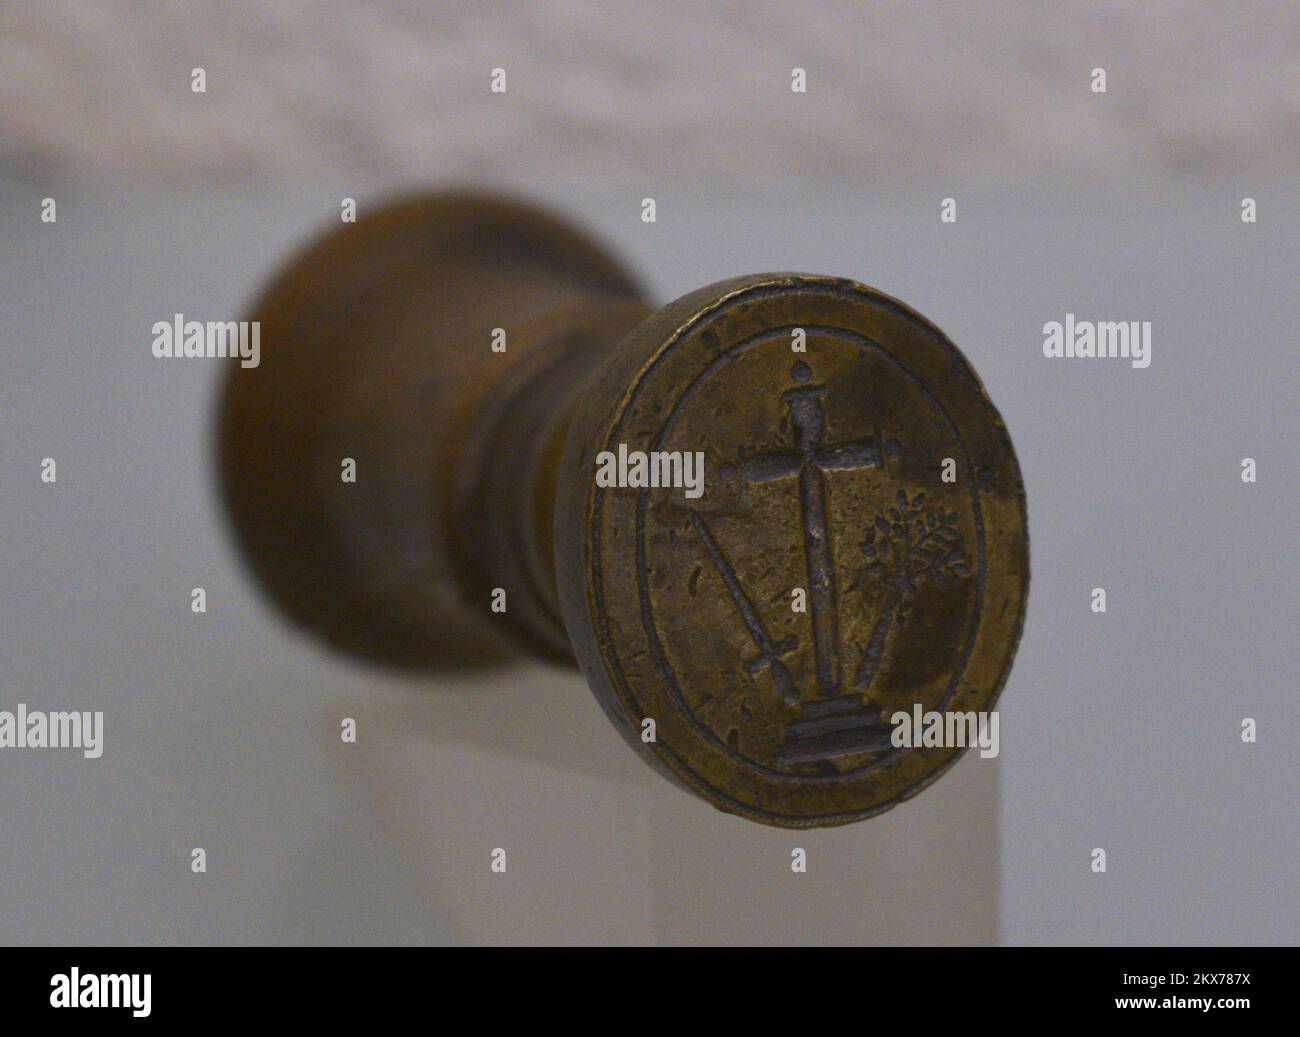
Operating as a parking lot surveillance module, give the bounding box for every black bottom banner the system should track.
[1,946,1289,1024]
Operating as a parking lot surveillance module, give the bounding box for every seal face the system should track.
[558,274,1028,827]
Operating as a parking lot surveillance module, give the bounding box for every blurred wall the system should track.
[2,1,1295,189]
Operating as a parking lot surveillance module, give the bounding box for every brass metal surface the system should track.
[556,275,1028,826]
[219,192,1028,827]
[218,194,646,667]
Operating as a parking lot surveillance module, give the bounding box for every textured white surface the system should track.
[3,1,1297,187]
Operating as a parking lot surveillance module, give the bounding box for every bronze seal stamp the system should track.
[219,194,1028,828]
[556,274,1029,827]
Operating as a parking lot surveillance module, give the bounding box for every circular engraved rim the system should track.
[580,275,1029,826]
[634,321,986,780]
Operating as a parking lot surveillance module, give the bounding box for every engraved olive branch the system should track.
[852,489,971,690]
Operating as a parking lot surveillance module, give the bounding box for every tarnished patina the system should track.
[220,193,1028,827]
[556,275,1028,826]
